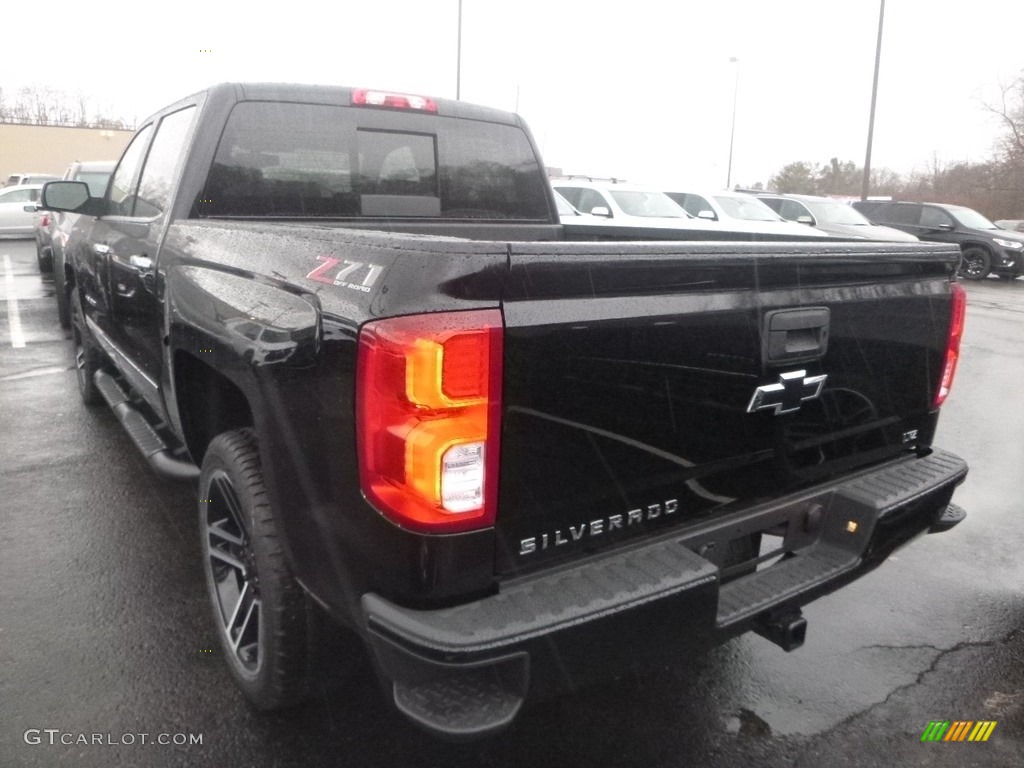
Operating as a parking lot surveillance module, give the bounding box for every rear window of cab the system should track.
[197,101,550,220]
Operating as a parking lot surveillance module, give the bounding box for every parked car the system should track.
[853,200,1024,280]
[0,184,43,236]
[5,173,59,187]
[756,193,918,241]
[34,161,116,325]
[664,189,830,238]
[994,219,1024,233]
[552,179,700,227]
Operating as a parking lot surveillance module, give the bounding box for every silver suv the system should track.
[5,173,60,187]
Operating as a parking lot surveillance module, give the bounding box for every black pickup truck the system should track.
[40,83,969,740]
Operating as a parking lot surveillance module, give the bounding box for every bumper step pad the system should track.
[717,543,853,628]
[391,660,527,741]
[717,449,967,629]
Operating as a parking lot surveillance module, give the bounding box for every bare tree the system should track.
[75,92,89,127]
[0,85,130,129]
[983,74,1024,162]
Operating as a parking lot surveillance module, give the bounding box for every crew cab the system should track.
[40,82,969,740]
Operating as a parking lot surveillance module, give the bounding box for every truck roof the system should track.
[149,82,521,128]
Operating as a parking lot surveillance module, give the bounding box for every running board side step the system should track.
[93,369,200,482]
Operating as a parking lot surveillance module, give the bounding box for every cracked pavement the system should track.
[1,239,1022,767]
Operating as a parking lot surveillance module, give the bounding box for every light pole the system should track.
[726,57,739,189]
[456,0,463,100]
[861,0,885,200]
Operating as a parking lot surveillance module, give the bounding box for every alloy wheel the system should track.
[204,470,262,672]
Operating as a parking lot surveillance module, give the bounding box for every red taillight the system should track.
[351,89,438,113]
[357,310,502,533]
[934,282,966,407]
[39,214,50,228]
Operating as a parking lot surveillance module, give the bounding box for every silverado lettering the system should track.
[519,499,680,555]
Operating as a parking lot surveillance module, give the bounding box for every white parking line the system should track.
[3,254,27,348]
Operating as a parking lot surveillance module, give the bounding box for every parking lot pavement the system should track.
[1,235,1022,767]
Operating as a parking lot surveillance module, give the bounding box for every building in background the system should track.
[0,124,133,180]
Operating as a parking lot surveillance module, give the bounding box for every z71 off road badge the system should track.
[747,370,827,415]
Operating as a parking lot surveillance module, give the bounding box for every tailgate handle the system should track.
[763,307,830,364]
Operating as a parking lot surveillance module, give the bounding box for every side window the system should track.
[681,194,714,219]
[135,106,197,219]
[2,188,34,203]
[779,200,810,222]
[868,204,914,225]
[577,188,611,214]
[108,124,154,216]
[554,187,584,208]
[919,206,953,228]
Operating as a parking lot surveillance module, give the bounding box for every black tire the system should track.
[36,244,53,273]
[199,428,317,710]
[70,289,104,405]
[54,263,71,329]
[958,247,991,280]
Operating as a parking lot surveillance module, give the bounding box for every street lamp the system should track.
[726,57,739,189]
[861,0,886,200]
[456,0,463,100]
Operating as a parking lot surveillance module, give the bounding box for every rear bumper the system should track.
[361,448,967,739]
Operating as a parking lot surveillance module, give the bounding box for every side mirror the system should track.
[697,210,716,220]
[796,215,815,225]
[41,181,101,214]
[23,204,41,213]
[590,206,612,218]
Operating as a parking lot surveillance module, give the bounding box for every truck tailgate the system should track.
[495,241,960,574]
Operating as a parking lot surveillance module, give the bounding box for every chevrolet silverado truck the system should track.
[40,83,969,740]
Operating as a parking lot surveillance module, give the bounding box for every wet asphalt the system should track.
[1,236,1022,768]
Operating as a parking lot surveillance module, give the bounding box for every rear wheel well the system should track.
[174,352,254,463]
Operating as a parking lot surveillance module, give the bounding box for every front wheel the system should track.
[70,289,104,405]
[199,428,317,710]
[36,245,53,273]
[958,247,991,280]
[54,256,71,329]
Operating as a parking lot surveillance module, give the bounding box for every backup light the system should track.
[351,89,438,113]
[357,310,502,533]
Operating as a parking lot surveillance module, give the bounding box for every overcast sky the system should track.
[3,0,1022,188]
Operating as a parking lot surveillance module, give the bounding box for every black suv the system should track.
[853,200,1024,280]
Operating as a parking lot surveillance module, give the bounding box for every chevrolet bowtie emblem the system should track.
[747,370,827,415]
